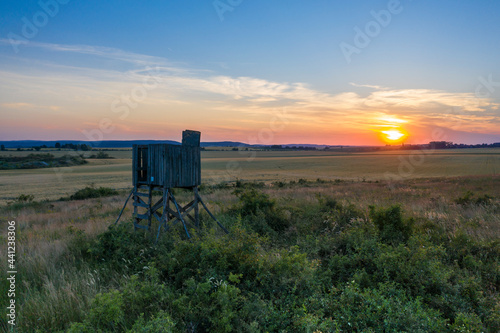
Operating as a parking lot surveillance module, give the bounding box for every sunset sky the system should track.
[1,0,499,145]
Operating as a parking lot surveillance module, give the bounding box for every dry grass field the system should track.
[0,148,498,204]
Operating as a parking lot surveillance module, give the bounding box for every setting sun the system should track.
[379,129,408,144]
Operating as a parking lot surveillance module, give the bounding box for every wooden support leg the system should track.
[170,192,191,239]
[156,188,169,243]
[114,189,134,225]
[133,186,138,231]
[151,187,228,242]
[165,189,171,233]
[197,195,229,234]
[148,186,153,230]
[194,186,200,229]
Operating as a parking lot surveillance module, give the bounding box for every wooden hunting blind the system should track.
[116,130,227,241]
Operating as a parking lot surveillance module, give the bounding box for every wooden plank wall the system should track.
[132,145,137,186]
[144,144,201,188]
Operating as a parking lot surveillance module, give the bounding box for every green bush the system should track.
[455,190,494,206]
[370,205,413,245]
[236,189,275,215]
[233,189,290,234]
[0,153,87,169]
[65,186,119,201]
[88,224,156,273]
[61,194,498,332]
[88,151,113,159]
[327,282,447,332]
[5,194,48,211]
[320,196,363,231]
[451,312,484,332]
[127,311,174,333]
[15,194,34,202]
[68,290,125,332]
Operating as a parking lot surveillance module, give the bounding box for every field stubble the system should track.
[0,148,498,203]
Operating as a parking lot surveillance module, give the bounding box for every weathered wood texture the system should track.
[132,130,201,188]
[182,130,201,147]
[147,144,201,187]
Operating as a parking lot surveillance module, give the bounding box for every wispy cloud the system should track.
[0,39,174,67]
[1,102,61,111]
[349,82,387,90]
[1,41,499,141]
[1,102,34,109]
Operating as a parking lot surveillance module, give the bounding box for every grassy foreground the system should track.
[0,176,499,332]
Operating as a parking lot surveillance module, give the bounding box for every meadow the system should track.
[0,148,498,204]
[0,148,499,332]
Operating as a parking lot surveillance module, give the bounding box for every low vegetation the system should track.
[0,176,498,332]
[0,153,87,170]
[61,186,119,201]
[88,151,114,159]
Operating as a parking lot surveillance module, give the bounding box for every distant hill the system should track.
[0,140,253,148]
[200,141,253,148]
[0,140,357,149]
[282,144,344,149]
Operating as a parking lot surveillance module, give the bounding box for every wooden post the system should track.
[148,186,153,229]
[133,185,138,231]
[170,192,191,239]
[156,187,169,243]
[194,186,200,228]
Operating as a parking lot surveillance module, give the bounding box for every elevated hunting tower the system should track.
[116,130,227,241]
[133,130,201,189]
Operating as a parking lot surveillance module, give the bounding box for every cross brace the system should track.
[115,186,228,243]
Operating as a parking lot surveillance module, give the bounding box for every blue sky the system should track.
[0,0,499,144]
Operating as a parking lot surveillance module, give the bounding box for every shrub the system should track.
[236,189,275,215]
[233,189,290,233]
[450,312,484,333]
[88,290,125,330]
[15,193,34,202]
[127,311,175,333]
[0,153,87,169]
[327,282,447,332]
[317,195,338,211]
[68,290,125,332]
[121,269,172,327]
[369,205,413,245]
[64,186,118,201]
[21,182,500,332]
[88,151,113,159]
[5,194,48,211]
[87,223,155,273]
[455,191,493,206]
[272,180,286,188]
